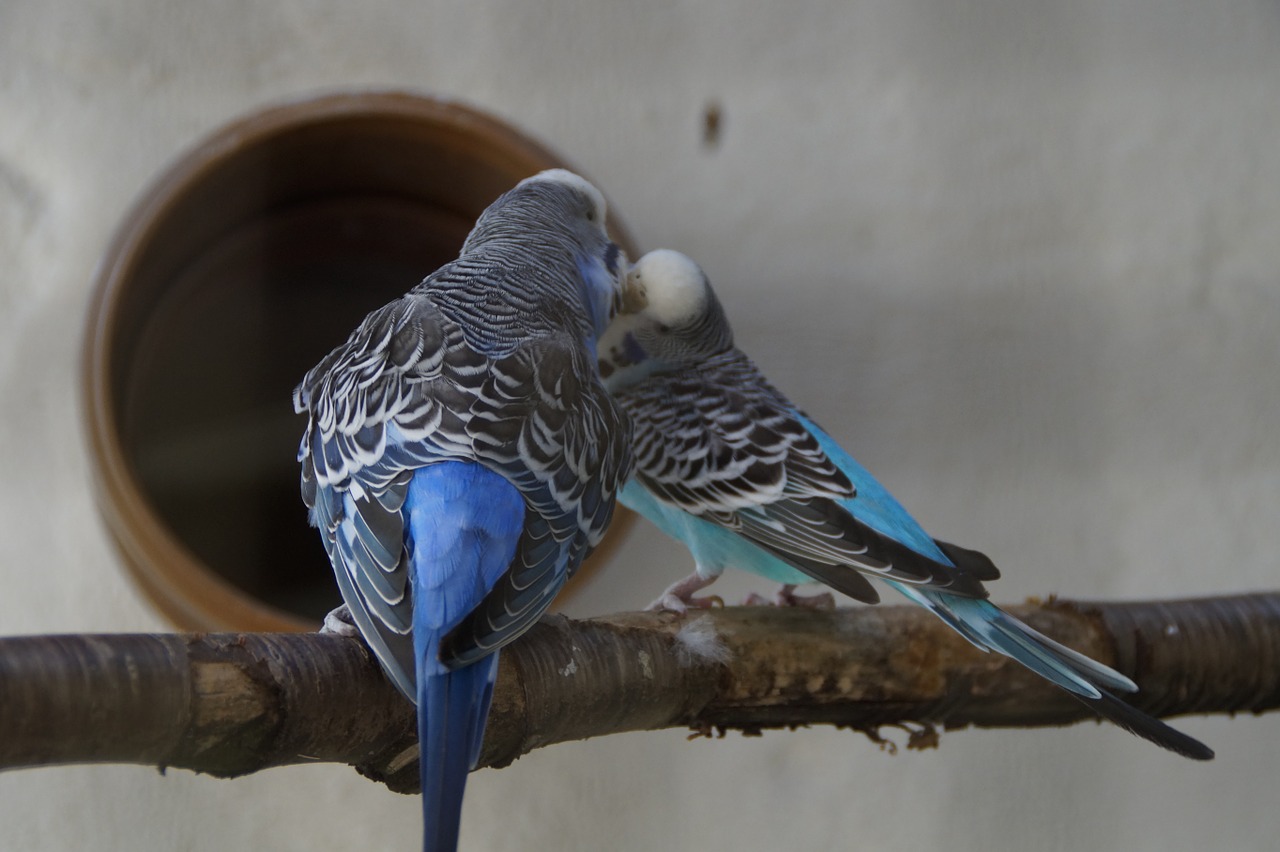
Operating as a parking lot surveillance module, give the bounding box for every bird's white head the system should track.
[624,249,712,328]
[598,249,733,388]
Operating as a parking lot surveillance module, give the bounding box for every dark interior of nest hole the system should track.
[121,194,476,623]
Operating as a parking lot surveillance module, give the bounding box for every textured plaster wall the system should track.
[2,2,1278,850]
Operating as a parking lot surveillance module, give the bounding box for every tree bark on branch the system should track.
[2,593,1277,793]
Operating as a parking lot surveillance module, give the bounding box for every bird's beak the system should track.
[619,268,649,315]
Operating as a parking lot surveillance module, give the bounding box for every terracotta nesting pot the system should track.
[84,91,637,632]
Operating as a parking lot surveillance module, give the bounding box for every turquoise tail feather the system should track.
[888,581,1213,760]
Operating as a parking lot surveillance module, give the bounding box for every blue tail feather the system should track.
[406,463,525,852]
[417,653,499,852]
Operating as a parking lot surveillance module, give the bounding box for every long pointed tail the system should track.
[891,583,1213,760]
[418,652,499,852]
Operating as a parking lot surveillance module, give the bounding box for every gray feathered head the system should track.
[598,249,734,385]
[464,170,609,251]
[461,169,626,337]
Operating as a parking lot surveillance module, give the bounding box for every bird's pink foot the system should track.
[647,573,724,614]
[779,586,837,609]
[743,585,836,609]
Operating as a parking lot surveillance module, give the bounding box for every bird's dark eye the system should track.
[585,206,598,223]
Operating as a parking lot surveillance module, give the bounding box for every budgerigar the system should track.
[599,248,1212,760]
[295,170,634,851]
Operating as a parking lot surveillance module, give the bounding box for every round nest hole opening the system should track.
[84,91,636,632]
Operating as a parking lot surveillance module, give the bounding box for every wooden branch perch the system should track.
[2,593,1277,793]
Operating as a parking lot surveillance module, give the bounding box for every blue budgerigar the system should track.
[599,248,1212,760]
[295,170,634,851]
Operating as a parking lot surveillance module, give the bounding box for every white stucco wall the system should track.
[2,2,1277,849]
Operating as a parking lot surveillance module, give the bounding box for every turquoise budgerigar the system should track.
[598,248,1211,761]
[294,170,634,851]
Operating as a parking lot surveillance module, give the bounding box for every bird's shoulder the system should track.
[620,348,853,516]
[482,332,635,517]
[295,293,480,481]
[293,292,463,414]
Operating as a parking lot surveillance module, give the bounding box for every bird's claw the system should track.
[783,589,836,609]
[646,572,725,614]
[742,586,836,609]
[646,592,724,614]
[320,604,360,637]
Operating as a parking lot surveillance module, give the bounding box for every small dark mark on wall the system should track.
[702,100,723,150]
